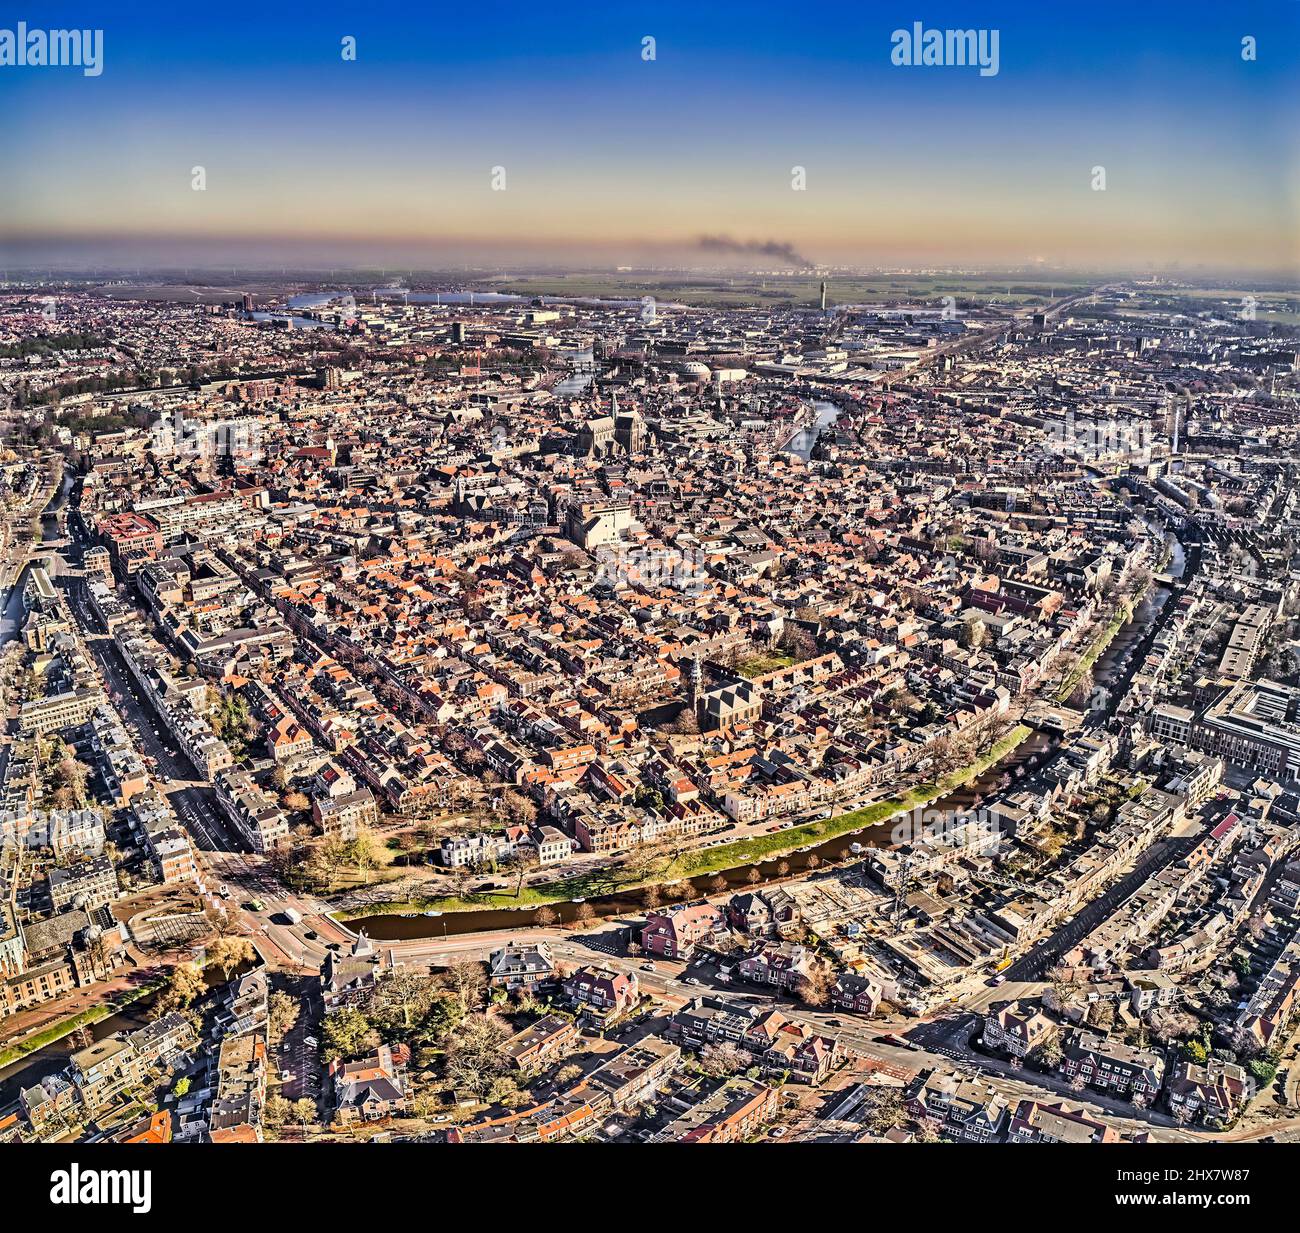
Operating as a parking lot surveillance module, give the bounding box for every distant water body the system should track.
[786,400,841,460]
[248,311,332,329]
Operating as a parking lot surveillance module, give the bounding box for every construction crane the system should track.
[891,851,916,930]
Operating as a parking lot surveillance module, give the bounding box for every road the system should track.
[996,521,1203,982]
[271,974,324,1105]
[370,921,1204,1141]
[873,284,1113,391]
[1005,831,1202,981]
[905,1011,1204,1140]
[50,511,349,962]
[27,410,1231,1142]
[50,493,1192,996]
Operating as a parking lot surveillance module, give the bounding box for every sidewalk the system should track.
[0,955,181,1060]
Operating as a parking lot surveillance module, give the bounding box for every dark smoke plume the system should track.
[696,235,812,268]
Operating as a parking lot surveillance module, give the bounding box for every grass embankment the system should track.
[336,724,1033,920]
[0,977,166,1068]
[668,723,1032,878]
[1056,603,1132,704]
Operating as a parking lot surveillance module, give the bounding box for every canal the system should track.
[0,998,154,1108]
[349,727,1055,942]
[347,538,1192,947]
[785,400,840,461]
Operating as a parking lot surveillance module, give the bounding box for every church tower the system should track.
[687,654,703,714]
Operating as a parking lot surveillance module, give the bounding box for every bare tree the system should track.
[504,846,538,898]
[443,957,487,1012]
[793,964,834,1008]
[699,1042,751,1078]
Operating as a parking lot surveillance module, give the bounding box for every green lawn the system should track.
[0,1008,114,1068]
[666,723,1032,879]
[0,976,165,1068]
[737,653,796,678]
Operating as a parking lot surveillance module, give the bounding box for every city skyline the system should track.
[3,1,1300,1187]
[1,1,1298,273]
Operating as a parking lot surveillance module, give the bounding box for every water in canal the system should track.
[0,999,154,1108]
[349,728,1054,942]
[785,400,841,461]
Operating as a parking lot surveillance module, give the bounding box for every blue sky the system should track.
[1,1,1296,270]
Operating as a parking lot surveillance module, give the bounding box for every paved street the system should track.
[1006,832,1202,981]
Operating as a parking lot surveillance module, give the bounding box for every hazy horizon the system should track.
[1,235,1297,283]
[2,1,1297,275]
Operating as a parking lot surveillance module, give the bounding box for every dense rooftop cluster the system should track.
[1,275,1299,1146]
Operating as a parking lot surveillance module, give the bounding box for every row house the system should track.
[667,997,769,1052]
[981,1000,1061,1060]
[830,972,884,1017]
[561,965,640,1023]
[1233,938,1300,1053]
[501,1013,580,1071]
[726,888,802,938]
[652,1078,778,1143]
[737,940,822,993]
[130,788,196,884]
[312,784,378,842]
[760,1020,840,1084]
[207,1028,268,1143]
[905,1069,1009,1143]
[48,855,119,913]
[68,1036,149,1112]
[1059,1030,1165,1104]
[1165,1058,1254,1127]
[531,824,572,865]
[449,1038,681,1144]
[1006,1099,1120,1144]
[214,767,289,852]
[721,775,813,824]
[20,1073,79,1136]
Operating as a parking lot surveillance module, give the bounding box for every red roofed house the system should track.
[641,903,723,959]
[561,965,640,1023]
[268,715,313,763]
